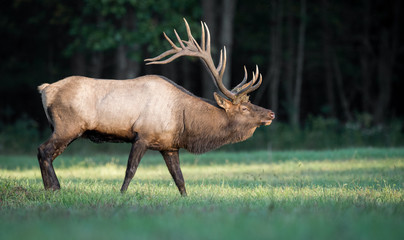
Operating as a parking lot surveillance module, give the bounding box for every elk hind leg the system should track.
[37,134,76,190]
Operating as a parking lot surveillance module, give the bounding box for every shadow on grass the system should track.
[2,176,403,214]
[8,162,397,192]
[1,147,404,170]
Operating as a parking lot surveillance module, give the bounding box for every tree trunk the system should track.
[126,48,141,78]
[321,0,336,117]
[284,0,295,125]
[126,9,140,79]
[71,52,86,76]
[360,0,373,114]
[291,0,306,127]
[162,60,178,83]
[89,52,103,78]
[115,9,140,79]
[220,0,237,88]
[332,53,352,121]
[374,1,399,124]
[254,0,283,108]
[202,0,219,99]
[47,44,55,82]
[181,58,193,91]
[89,16,104,78]
[115,45,141,79]
[115,44,128,79]
[269,0,283,114]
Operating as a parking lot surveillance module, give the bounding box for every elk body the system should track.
[37,19,275,196]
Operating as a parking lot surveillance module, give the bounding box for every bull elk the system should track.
[37,19,275,196]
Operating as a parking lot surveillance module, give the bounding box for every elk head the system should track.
[145,19,275,129]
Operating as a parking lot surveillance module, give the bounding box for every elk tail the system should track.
[37,83,50,93]
[37,83,53,126]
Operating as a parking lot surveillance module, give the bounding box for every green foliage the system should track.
[0,148,403,240]
[1,0,403,128]
[64,0,201,59]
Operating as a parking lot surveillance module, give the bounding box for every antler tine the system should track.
[144,33,181,64]
[200,21,205,51]
[146,52,190,65]
[204,22,211,55]
[145,19,194,65]
[219,47,227,78]
[242,66,263,95]
[250,65,261,86]
[174,29,186,49]
[232,66,248,91]
[200,21,234,100]
[144,18,236,100]
[244,73,263,94]
[217,50,223,72]
[232,67,255,93]
[184,18,202,52]
[232,65,263,96]
[252,65,259,84]
[144,49,179,64]
[209,49,234,99]
[235,72,256,95]
[163,32,181,51]
[183,18,193,40]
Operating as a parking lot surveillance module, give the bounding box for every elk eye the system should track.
[241,106,249,112]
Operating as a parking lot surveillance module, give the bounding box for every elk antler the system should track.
[145,18,263,103]
[229,65,263,103]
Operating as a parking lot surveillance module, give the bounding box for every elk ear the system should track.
[214,92,232,110]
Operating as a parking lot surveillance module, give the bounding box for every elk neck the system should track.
[179,98,256,154]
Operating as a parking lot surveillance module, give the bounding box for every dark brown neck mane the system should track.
[180,101,256,154]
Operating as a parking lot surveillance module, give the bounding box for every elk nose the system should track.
[270,111,275,119]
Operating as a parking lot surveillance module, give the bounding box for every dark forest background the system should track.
[0,0,403,153]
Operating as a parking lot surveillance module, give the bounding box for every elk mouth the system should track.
[260,111,275,126]
[260,120,272,126]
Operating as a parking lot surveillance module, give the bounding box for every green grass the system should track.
[1,148,403,240]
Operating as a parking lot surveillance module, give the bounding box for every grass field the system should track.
[0,148,403,240]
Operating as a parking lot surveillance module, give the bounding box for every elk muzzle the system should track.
[261,111,275,126]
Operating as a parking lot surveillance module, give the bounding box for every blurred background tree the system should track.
[0,0,403,152]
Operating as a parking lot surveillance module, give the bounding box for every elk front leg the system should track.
[120,140,147,193]
[161,150,187,196]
